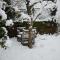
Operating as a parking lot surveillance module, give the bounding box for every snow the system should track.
[0,33,60,60]
[19,12,31,22]
[0,1,4,9]
[0,8,7,20]
[4,36,12,47]
[5,19,14,26]
[0,1,6,9]
[44,1,56,11]
[33,1,57,21]
[13,6,20,12]
[29,0,42,6]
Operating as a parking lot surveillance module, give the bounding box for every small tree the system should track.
[25,0,42,48]
[22,0,57,48]
[4,0,57,48]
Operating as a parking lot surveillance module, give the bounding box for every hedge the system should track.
[14,21,57,34]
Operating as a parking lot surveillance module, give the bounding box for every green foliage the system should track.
[0,41,6,48]
[0,27,5,38]
[0,21,5,27]
[5,7,16,20]
[14,21,57,34]
[33,21,57,34]
[14,21,29,29]
[6,21,57,37]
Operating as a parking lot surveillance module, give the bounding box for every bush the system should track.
[0,27,5,38]
[14,21,29,29]
[0,20,6,48]
[0,21,5,27]
[0,40,6,49]
[33,21,57,34]
[6,25,18,38]
[7,21,57,37]
[14,21,57,34]
[5,7,15,19]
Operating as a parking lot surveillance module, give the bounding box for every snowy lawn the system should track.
[0,33,60,60]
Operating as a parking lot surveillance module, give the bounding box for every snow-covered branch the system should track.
[33,1,57,21]
[30,1,42,8]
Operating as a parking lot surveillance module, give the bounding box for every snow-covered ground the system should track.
[0,33,60,60]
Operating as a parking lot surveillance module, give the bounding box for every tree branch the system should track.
[30,1,42,8]
[34,13,41,21]
[33,2,48,21]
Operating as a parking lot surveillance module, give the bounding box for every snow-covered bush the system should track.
[2,27,8,35]
[0,27,5,38]
[0,35,13,49]
[0,1,6,9]
[5,6,15,19]
[0,38,6,48]
[33,1,57,21]
[44,1,57,16]
[0,8,7,20]
[5,6,20,20]
[0,36,12,49]
[3,0,11,5]
[5,19,18,37]
[0,27,7,48]
[19,12,31,22]
[4,36,12,47]
[5,19,14,26]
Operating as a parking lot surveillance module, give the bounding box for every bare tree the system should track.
[17,0,57,48]
[6,0,57,48]
[25,0,42,48]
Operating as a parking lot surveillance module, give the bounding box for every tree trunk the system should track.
[28,25,32,48]
[26,0,33,48]
[28,15,33,48]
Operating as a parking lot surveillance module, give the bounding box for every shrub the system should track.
[0,27,5,38]
[0,27,6,49]
[14,21,29,29]
[14,21,57,34]
[7,21,57,37]
[33,21,57,34]
[0,21,5,27]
